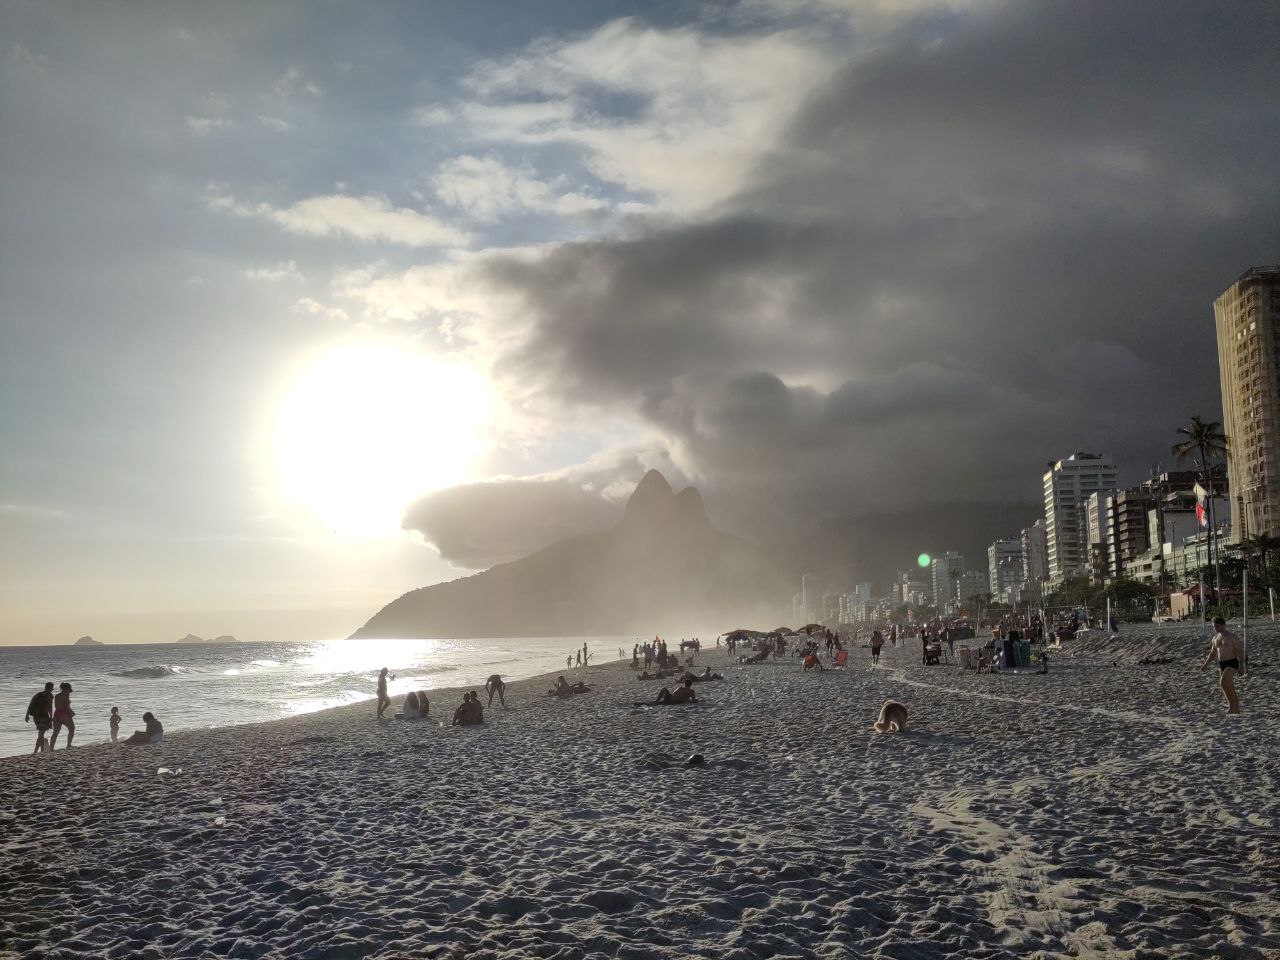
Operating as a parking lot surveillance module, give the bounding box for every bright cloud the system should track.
[432,155,606,222]
[450,18,837,212]
[246,260,304,282]
[209,189,469,248]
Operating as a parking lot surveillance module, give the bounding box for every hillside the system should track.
[352,471,790,638]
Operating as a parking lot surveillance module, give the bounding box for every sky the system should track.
[2,0,1278,645]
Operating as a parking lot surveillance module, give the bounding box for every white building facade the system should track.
[1043,453,1118,588]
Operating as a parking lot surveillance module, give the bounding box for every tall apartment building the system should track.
[800,574,823,622]
[987,537,1024,602]
[1043,452,1118,587]
[1105,487,1154,580]
[1214,266,1280,541]
[1021,519,1049,598]
[930,551,964,611]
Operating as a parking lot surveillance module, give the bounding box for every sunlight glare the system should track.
[273,343,491,537]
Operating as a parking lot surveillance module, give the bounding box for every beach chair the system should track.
[833,649,849,669]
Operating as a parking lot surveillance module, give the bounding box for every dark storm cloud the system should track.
[468,0,1280,540]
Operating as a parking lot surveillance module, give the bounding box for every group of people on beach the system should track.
[23,681,161,753]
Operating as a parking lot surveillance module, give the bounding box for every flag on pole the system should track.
[1194,482,1209,528]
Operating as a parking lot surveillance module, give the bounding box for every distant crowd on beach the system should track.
[23,680,162,754]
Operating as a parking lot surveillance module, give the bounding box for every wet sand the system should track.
[2,625,1277,959]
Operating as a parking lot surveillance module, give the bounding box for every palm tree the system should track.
[1173,416,1230,595]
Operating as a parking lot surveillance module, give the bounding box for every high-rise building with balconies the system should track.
[1215,266,1280,541]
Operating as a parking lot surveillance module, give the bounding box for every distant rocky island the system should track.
[173,634,238,644]
[73,636,103,646]
[352,470,789,639]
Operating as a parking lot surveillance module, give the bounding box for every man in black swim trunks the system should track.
[25,681,54,753]
[1200,617,1244,714]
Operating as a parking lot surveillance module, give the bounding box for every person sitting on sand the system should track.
[803,653,822,671]
[452,691,484,726]
[873,700,908,733]
[376,667,391,720]
[485,674,506,707]
[1200,616,1244,714]
[549,676,590,697]
[123,712,164,745]
[403,690,429,720]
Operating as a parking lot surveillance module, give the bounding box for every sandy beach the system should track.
[2,626,1278,960]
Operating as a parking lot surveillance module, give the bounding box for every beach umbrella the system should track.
[771,627,795,635]
[797,623,824,635]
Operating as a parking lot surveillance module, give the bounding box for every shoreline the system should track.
[3,633,1277,959]
[0,653,631,767]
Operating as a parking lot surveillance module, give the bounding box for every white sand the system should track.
[2,626,1278,959]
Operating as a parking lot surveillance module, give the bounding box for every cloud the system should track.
[402,451,685,567]
[208,189,469,247]
[272,67,322,98]
[185,115,231,136]
[256,115,292,133]
[393,0,1280,544]
[432,155,607,222]
[449,18,837,212]
[246,260,304,282]
[291,297,349,323]
[11,42,49,74]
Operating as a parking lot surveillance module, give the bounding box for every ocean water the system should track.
[0,636,635,758]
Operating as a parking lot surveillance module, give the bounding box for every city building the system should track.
[1043,452,1118,587]
[853,582,873,605]
[987,537,1024,603]
[1021,520,1049,599]
[930,551,965,611]
[800,574,822,622]
[1215,265,1280,541]
[959,569,989,606]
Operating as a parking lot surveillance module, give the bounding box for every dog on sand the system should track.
[873,699,908,733]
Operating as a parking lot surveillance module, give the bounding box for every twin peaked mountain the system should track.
[351,471,788,639]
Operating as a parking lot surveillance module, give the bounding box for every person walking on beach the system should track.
[110,707,121,743]
[376,667,391,719]
[49,682,75,750]
[870,629,884,665]
[24,681,54,753]
[1200,617,1244,714]
[575,649,582,667]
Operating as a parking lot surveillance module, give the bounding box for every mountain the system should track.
[73,636,102,646]
[352,471,790,639]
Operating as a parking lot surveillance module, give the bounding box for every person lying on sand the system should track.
[682,667,724,683]
[122,712,164,745]
[636,678,697,705]
[548,676,591,697]
[873,700,908,733]
[452,691,484,726]
[485,674,506,707]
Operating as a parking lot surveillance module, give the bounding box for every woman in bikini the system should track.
[1200,616,1244,714]
[50,682,76,750]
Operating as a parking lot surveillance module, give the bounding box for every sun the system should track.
[272,342,492,537]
